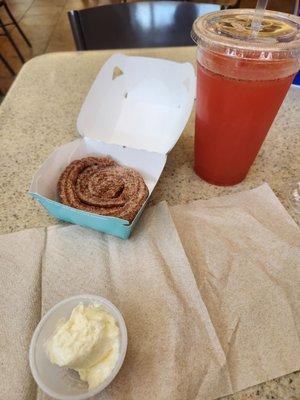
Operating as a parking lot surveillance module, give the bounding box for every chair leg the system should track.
[0,17,25,63]
[3,0,32,47]
[0,53,16,75]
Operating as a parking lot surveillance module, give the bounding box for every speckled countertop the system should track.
[0,48,299,399]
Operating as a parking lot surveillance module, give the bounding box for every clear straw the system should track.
[251,0,269,37]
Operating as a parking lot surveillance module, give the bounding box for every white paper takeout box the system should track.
[29,54,195,239]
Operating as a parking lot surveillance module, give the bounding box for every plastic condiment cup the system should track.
[29,294,128,400]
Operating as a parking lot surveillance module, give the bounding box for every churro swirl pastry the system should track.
[57,156,149,222]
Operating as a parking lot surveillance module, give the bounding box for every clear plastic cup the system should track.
[29,295,128,400]
[191,9,300,186]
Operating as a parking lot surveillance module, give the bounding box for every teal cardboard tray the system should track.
[29,54,195,239]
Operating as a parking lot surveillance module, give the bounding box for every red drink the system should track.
[192,9,300,186]
[195,59,294,186]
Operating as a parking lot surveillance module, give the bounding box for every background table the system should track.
[0,47,299,399]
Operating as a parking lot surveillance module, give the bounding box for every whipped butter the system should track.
[46,303,120,389]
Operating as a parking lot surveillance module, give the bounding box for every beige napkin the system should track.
[170,183,300,393]
[0,184,299,400]
[39,202,232,400]
[0,229,45,400]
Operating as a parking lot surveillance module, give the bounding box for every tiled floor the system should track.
[0,0,295,93]
[0,0,112,92]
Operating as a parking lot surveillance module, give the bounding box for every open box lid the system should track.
[77,53,196,154]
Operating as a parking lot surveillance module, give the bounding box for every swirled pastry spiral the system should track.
[57,157,149,222]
